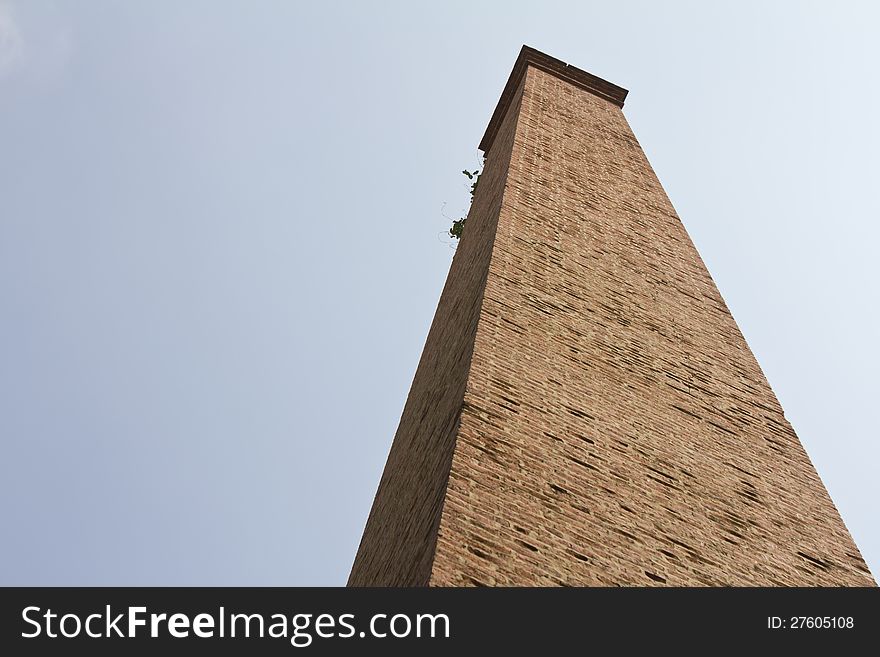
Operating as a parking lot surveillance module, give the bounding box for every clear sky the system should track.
[1,1,877,585]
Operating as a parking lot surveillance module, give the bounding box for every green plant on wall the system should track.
[449,167,481,239]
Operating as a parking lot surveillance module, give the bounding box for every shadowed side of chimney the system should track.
[347,68,528,587]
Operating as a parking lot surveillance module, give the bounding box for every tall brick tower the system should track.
[349,46,874,586]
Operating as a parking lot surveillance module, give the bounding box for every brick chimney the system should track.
[348,46,875,586]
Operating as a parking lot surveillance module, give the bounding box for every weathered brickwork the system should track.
[347,73,528,587]
[350,47,874,586]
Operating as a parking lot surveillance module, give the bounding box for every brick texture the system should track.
[349,48,875,587]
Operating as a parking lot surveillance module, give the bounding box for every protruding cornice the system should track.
[479,46,628,154]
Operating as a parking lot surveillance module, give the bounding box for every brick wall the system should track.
[347,73,528,587]
[351,51,875,587]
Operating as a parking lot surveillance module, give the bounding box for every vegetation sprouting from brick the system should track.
[449,167,482,239]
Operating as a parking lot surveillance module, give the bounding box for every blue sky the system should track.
[1,1,877,584]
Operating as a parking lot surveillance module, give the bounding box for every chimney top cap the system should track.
[479,46,628,154]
